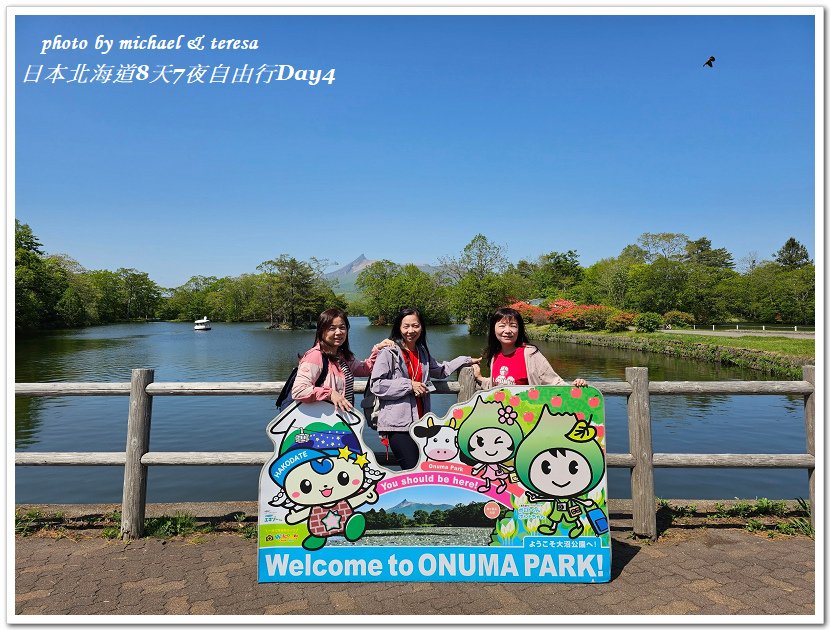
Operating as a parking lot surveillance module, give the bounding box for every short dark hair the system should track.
[314,308,354,361]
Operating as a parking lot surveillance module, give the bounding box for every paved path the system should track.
[658,328,814,339]
[14,510,815,618]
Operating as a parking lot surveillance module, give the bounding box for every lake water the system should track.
[15,318,809,504]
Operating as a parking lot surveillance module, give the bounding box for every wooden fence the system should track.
[15,366,815,541]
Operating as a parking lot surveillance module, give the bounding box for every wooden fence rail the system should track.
[15,366,815,541]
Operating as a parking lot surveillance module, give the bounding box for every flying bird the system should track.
[703,56,716,67]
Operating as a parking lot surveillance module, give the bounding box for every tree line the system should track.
[15,219,814,332]
[156,257,345,328]
[15,220,344,331]
[16,221,161,330]
[364,502,493,529]
[354,233,815,333]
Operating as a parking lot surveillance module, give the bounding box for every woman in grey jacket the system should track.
[369,308,479,470]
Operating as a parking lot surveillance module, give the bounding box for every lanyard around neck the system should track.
[402,347,421,381]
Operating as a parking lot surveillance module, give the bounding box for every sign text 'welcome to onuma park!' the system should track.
[258,385,611,583]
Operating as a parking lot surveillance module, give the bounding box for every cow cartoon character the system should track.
[515,407,605,538]
[413,417,460,462]
[268,414,385,551]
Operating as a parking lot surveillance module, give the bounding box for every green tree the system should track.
[577,257,631,308]
[165,275,220,321]
[451,272,514,335]
[518,250,583,299]
[48,255,102,327]
[679,264,736,323]
[253,256,343,328]
[385,265,451,324]
[428,509,447,526]
[723,262,813,324]
[619,243,649,264]
[15,220,57,329]
[56,275,101,327]
[637,232,689,262]
[442,235,513,334]
[272,256,322,328]
[413,510,429,525]
[774,237,811,269]
[438,234,509,284]
[780,265,816,324]
[357,262,451,325]
[626,258,688,314]
[117,268,161,320]
[15,242,69,331]
[255,260,281,326]
[87,270,127,322]
[15,219,43,254]
[356,260,402,325]
[235,274,266,321]
[684,237,735,269]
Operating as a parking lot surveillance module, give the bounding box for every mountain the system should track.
[386,499,455,517]
[324,255,443,300]
[325,254,375,280]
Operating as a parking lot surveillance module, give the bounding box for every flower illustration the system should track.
[493,515,520,546]
[498,518,517,545]
[525,517,540,534]
[498,406,518,425]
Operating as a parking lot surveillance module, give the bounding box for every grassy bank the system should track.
[14,499,812,541]
[527,326,814,379]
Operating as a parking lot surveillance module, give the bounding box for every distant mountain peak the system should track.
[325,254,375,279]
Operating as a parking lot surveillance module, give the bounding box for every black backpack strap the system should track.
[276,351,330,408]
[274,367,298,408]
[316,354,329,387]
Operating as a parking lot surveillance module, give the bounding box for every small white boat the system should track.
[194,316,211,331]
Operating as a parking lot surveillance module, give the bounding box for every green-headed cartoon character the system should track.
[515,406,605,538]
[457,399,525,494]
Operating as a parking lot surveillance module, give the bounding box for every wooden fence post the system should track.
[457,367,478,404]
[803,365,815,529]
[121,368,154,539]
[626,367,656,540]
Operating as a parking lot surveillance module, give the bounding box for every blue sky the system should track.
[14,12,816,288]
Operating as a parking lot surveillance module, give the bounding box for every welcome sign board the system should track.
[258,386,611,583]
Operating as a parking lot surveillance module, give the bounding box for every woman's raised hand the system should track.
[572,378,588,387]
[411,380,429,397]
[372,339,396,353]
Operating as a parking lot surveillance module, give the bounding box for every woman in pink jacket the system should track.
[292,308,394,412]
[471,307,588,389]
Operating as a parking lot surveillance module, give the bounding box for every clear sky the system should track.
[13,11,817,288]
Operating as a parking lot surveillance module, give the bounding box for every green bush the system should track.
[663,310,695,328]
[634,312,663,332]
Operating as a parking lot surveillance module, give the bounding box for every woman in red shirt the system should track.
[472,307,588,389]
